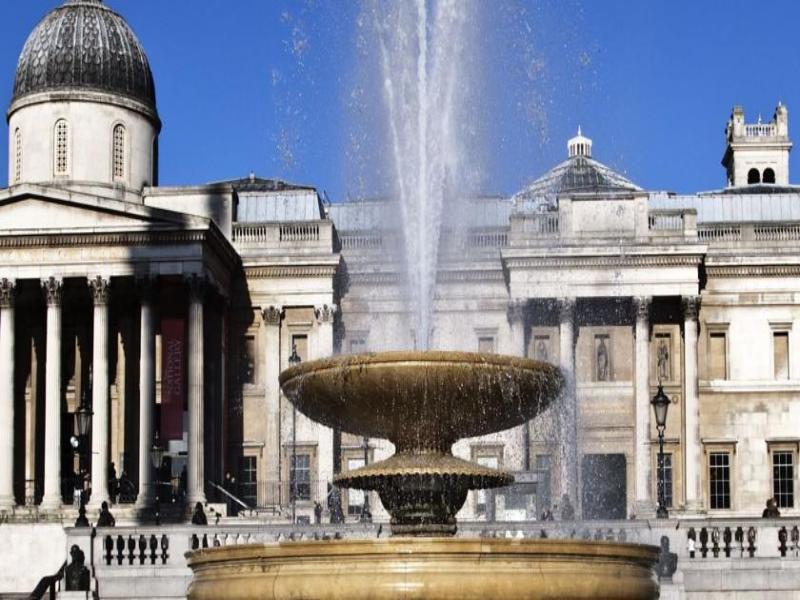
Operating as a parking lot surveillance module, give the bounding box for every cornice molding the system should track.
[707,265,800,278]
[504,255,703,269]
[244,265,338,279]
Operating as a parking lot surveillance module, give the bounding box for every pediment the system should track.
[0,192,205,233]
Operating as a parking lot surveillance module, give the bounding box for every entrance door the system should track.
[581,454,626,520]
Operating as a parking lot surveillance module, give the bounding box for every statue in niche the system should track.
[535,338,548,363]
[657,338,670,381]
[596,337,609,381]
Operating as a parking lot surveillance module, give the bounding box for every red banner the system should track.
[161,317,185,441]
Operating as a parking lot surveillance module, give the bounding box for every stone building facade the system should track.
[0,0,798,536]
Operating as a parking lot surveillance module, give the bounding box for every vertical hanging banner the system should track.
[161,317,185,441]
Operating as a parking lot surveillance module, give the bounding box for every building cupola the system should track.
[722,103,792,187]
[7,0,160,198]
[568,126,593,158]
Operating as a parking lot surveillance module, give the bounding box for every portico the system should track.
[0,185,238,512]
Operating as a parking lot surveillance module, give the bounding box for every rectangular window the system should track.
[773,332,789,380]
[243,335,256,384]
[291,334,308,362]
[472,451,501,515]
[773,451,795,509]
[349,338,367,354]
[709,452,731,509]
[708,332,727,380]
[290,454,311,501]
[478,336,495,354]
[347,457,365,516]
[239,456,257,507]
[657,453,673,508]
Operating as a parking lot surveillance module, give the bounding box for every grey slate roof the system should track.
[513,156,642,212]
[12,0,156,111]
[217,176,325,223]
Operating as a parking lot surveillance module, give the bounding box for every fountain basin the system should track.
[186,538,659,600]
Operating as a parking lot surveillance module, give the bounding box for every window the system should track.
[478,336,495,354]
[239,456,257,507]
[291,334,308,363]
[709,452,731,509]
[472,446,502,516]
[242,335,256,384]
[763,168,776,184]
[349,337,367,354]
[708,331,727,380]
[112,124,126,181]
[13,128,21,184]
[346,457,365,516]
[773,451,794,509]
[656,453,673,508]
[54,119,69,176]
[290,454,311,501]
[773,331,789,380]
[747,168,760,184]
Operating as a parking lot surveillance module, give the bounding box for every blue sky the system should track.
[1,1,798,199]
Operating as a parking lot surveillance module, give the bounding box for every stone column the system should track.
[88,277,111,509]
[262,306,282,506]
[506,299,528,471]
[314,305,336,500]
[683,296,702,512]
[0,279,16,509]
[41,277,63,510]
[136,279,157,508]
[633,296,653,516]
[558,298,578,509]
[186,275,206,505]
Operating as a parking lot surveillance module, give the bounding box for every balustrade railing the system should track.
[648,210,684,232]
[232,221,326,247]
[744,123,778,137]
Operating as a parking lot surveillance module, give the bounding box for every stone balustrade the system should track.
[231,220,334,252]
[697,221,800,244]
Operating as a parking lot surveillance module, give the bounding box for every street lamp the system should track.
[150,431,165,525]
[288,343,301,524]
[651,384,670,519]
[360,435,372,523]
[71,397,93,527]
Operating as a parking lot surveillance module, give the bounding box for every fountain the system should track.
[186,351,659,599]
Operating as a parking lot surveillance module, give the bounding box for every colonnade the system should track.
[506,294,701,515]
[0,273,213,511]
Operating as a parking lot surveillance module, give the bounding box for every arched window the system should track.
[54,119,70,176]
[747,168,760,184]
[763,168,776,184]
[13,128,22,184]
[112,124,126,181]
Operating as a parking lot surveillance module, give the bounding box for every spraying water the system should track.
[366,1,477,349]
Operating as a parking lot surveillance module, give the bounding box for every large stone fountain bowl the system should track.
[279,351,563,451]
[186,538,659,600]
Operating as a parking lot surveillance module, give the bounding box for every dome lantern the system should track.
[567,126,593,158]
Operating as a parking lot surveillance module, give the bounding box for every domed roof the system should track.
[11,0,156,114]
[513,130,641,212]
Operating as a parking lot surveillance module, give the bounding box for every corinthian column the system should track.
[262,305,282,506]
[88,277,111,509]
[633,296,653,516]
[683,296,702,512]
[505,299,528,471]
[186,275,206,505]
[0,279,16,509]
[41,277,63,510]
[314,304,336,499]
[558,298,578,509]
[136,278,157,508]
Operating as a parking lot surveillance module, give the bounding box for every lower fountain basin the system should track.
[186,538,659,600]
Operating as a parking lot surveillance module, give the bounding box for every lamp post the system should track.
[360,435,372,523]
[651,384,670,519]
[71,396,92,527]
[150,431,165,525]
[288,343,301,524]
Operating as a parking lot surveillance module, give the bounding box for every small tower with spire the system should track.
[568,126,593,158]
[722,103,792,187]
